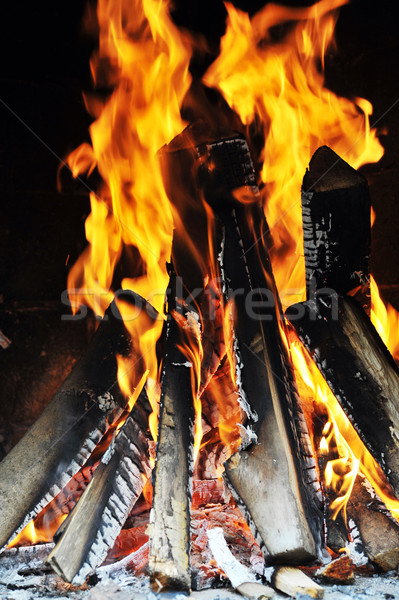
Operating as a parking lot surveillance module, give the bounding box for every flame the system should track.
[204,0,383,308]
[53,0,398,550]
[174,308,204,465]
[67,0,192,318]
[8,515,68,549]
[115,294,163,440]
[370,275,399,363]
[288,330,399,523]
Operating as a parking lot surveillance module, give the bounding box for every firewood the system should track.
[302,145,371,300]
[149,272,195,593]
[46,386,152,584]
[207,527,262,598]
[164,125,324,565]
[0,291,157,551]
[201,133,323,563]
[347,475,399,571]
[236,582,275,600]
[267,566,324,598]
[288,295,399,496]
[315,554,354,583]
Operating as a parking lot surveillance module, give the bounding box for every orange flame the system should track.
[288,330,399,523]
[204,0,383,308]
[174,308,204,465]
[67,0,192,318]
[370,275,399,363]
[8,514,68,549]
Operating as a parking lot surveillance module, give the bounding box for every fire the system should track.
[8,515,68,549]
[174,308,204,465]
[22,0,396,557]
[370,275,399,363]
[288,330,399,524]
[67,0,192,318]
[204,0,384,307]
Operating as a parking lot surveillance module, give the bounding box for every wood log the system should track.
[46,386,152,584]
[149,272,195,593]
[347,475,399,571]
[287,295,399,496]
[163,125,324,564]
[267,566,324,598]
[198,132,323,564]
[236,582,275,600]
[0,290,157,551]
[302,145,371,301]
[315,554,354,583]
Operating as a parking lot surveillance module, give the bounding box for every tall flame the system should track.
[204,0,384,307]
[67,0,191,318]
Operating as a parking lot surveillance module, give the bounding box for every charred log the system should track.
[163,125,324,564]
[46,386,152,584]
[0,291,157,550]
[198,132,323,564]
[269,566,324,599]
[149,272,195,593]
[287,295,399,496]
[302,145,371,302]
[347,475,399,572]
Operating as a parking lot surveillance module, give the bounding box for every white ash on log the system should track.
[0,290,157,551]
[287,294,399,497]
[149,271,196,593]
[347,475,399,571]
[195,131,324,564]
[46,386,153,584]
[302,145,371,301]
[206,527,275,599]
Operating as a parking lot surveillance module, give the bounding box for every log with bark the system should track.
[287,294,399,497]
[46,385,153,584]
[347,475,399,572]
[148,271,196,593]
[0,291,157,550]
[201,133,324,564]
[302,145,371,302]
[163,125,324,564]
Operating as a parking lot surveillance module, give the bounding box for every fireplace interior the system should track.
[1,0,399,599]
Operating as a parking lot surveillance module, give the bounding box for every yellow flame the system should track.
[289,333,399,523]
[67,0,191,318]
[370,275,399,363]
[204,0,383,308]
[8,514,68,549]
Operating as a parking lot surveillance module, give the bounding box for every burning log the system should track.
[163,125,324,564]
[302,145,371,301]
[315,554,354,584]
[197,133,324,563]
[0,290,157,550]
[347,475,399,572]
[149,272,195,593]
[287,294,399,496]
[46,386,153,584]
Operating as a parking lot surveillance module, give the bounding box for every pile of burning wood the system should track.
[1,126,399,598]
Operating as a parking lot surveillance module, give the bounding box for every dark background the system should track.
[0,0,398,449]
